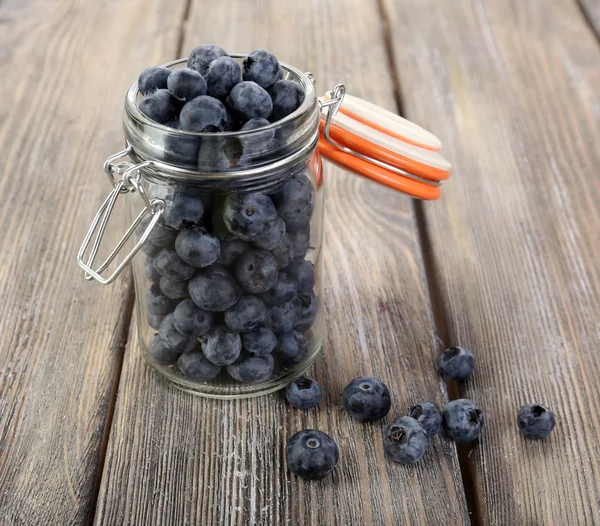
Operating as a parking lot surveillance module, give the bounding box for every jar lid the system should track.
[317,86,451,200]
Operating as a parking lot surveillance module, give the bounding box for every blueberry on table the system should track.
[216,236,249,267]
[146,284,176,315]
[517,404,555,439]
[234,249,279,293]
[201,325,242,366]
[177,351,221,381]
[159,276,190,300]
[223,192,278,240]
[162,193,204,230]
[268,297,301,334]
[383,417,429,464]
[442,399,484,442]
[139,89,180,124]
[158,313,198,352]
[180,95,229,132]
[175,226,221,268]
[145,256,161,283]
[188,267,241,312]
[227,352,274,383]
[286,376,322,409]
[205,56,242,98]
[167,67,207,101]
[242,49,283,89]
[274,330,308,366]
[271,172,315,231]
[188,44,228,75]
[288,228,310,259]
[284,259,315,293]
[224,295,267,333]
[149,334,181,365]
[408,402,443,437]
[258,272,298,306]
[270,233,295,269]
[438,346,475,381]
[148,312,165,331]
[285,430,338,480]
[138,66,171,95]
[172,298,214,336]
[268,79,305,122]
[241,327,277,356]
[153,249,196,281]
[227,81,273,120]
[342,377,391,422]
[295,291,318,332]
[252,216,286,250]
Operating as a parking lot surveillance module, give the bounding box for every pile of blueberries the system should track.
[284,347,556,480]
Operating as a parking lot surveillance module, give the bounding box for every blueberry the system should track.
[158,313,198,352]
[234,250,278,293]
[227,81,273,120]
[342,377,391,422]
[252,216,285,250]
[201,325,242,365]
[177,351,221,381]
[517,404,555,439]
[223,192,278,240]
[139,89,180,123]
[148,312,165,330]
[145,256,161,282]
[284,259,314,293]
[289,228,310,259]
[140,217,177,248]
[257,272,297,306]
[227,352,274,383]
[175,226,220,268]
[286,376,322,409]
[295,292,318,332]
[285,430,338,480]
[224,295,267,332]
[197,137,243,171]
[180,96,228,132]
[148,334,181,365]
[270,233,295,268]
[274,331,308,365]
[272,172,315,231]
[408,402,443,437]
[153,249,195,281]
[442,399,484,442]
[172,298,214,336]
[205,56,242,98]
[159,276,190,300]
[141,240,162,257]
[189,267,241,312]
[163,121,201,167]
[239,118,276,156]
[241,327,277,356]
[188,44,228,75]
[268,80,305,122]
[216,236,249,267]
[383,417,429,464]
[138,66,171,95]
[163,192,204,230]
[146,284,176,315]
[242,49,282,88]
[438,347,475,381]
[167,67,207,101]
[268,297,300,333]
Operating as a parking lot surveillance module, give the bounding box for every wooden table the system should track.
[1,0,599,524]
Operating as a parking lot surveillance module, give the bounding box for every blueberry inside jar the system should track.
[125,47,324,398]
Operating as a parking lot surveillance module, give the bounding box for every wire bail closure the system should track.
[77,151,165,285]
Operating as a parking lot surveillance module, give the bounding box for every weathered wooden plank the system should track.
[0,0,187,524]
[381,0,600,524]
[94,1,469,524]
[578,0,600,37]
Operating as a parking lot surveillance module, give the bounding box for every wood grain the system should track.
[0,0,186,524]
[578,0,600,37]
[94,1,469,524]
[381,0,600,524]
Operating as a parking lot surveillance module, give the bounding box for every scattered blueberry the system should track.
[342,377,391,422]
[270,233,295,268]
[216,235,249,267]
[223,192,278,240]
[139,89,180,123]
[153,249,196,281]
[517,404,555,439]
[177,351,221,381]
[268,79,305,122]
[271,172,315,231]
[138,66,171,95]
[162,192,204,230]
[234,249,279,293]
[286,376,322,409]
[252,216,286,250]
[158,313,198,352]
[201,325,242,365]
[224,295,267,332]
[383,417,429,464]
[188,44,228,74]
[242,49,283,89]
[295,292,318,332]
[146,284,176,315]
[285,430,338,480]
[148,334,181,365]
[175,226,221,268]
[227,81,273,120]
[172,298,214,336]
[258,272,297,306]
[145,256,161,282]
[274,330,308,365]
[284,259,314,293]
[443,399,484,442]
[180,95,228,132]
[167,67,207,101]
[408,402,443,437]
[438,346,475,381]
[159,276,190,300]
[268,297,300,333]
[227,352,274,382]
[205,56,242,98]
[240,327,277,356]
[189,267,241,312]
